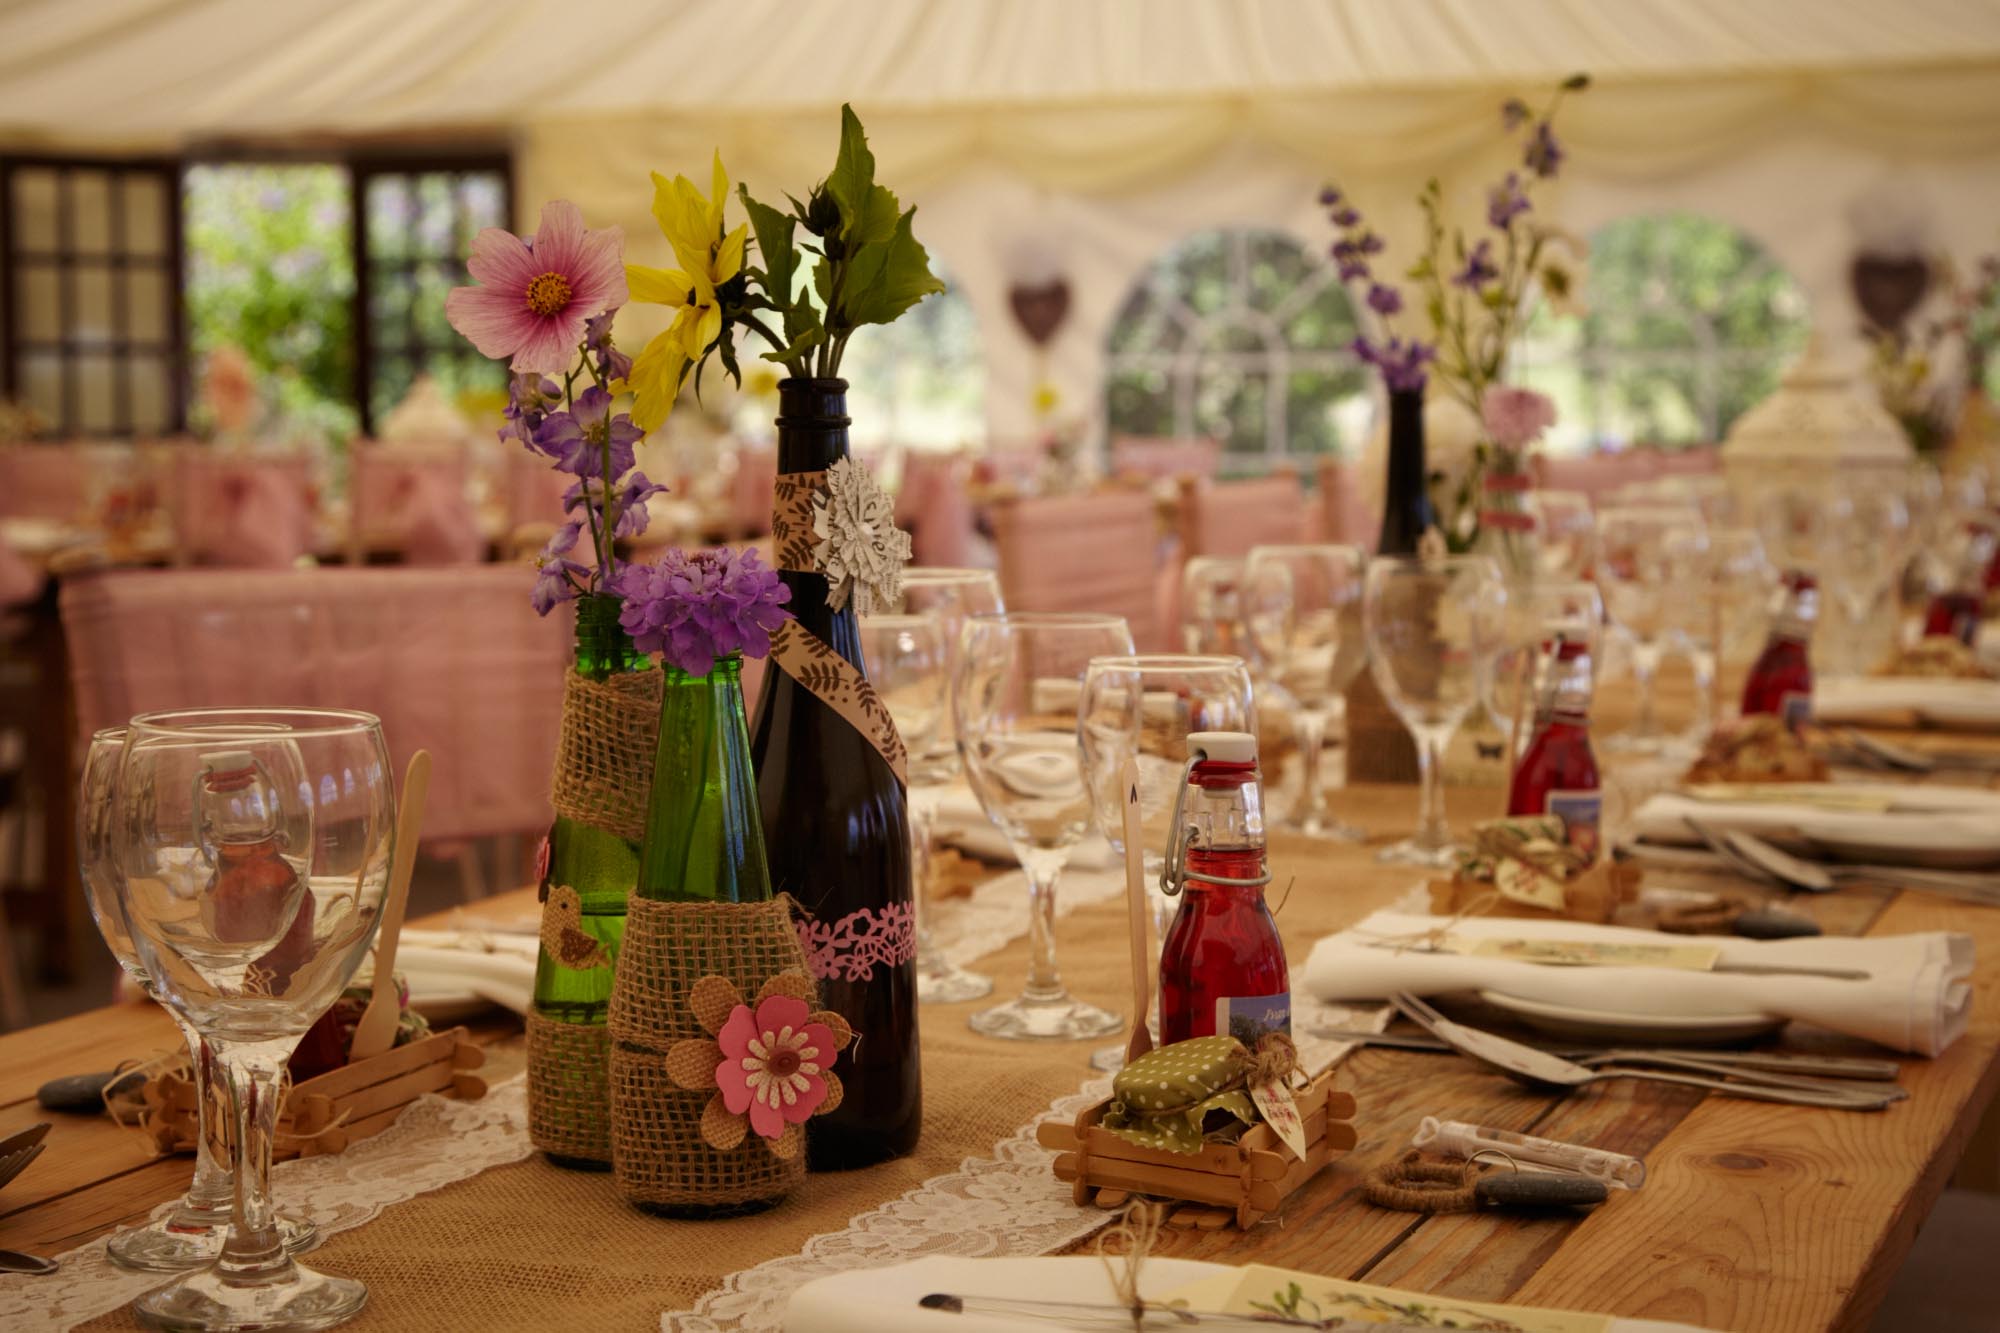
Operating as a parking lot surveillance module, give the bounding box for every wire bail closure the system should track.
[1159,746,1274,899]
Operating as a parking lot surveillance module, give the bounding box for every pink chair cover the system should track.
[972,444,1046,490]
[60,566,571,842]
[731,447,778,537]
[170,452,312,567]
[1315,457,1377,549]
[1177,471,1309,559]
[992,490,1165,650]
[504,453,575,531]
[1109,435,1221,482]
[894,453,974,568]
[0,444,95,520]
[0,538,43,607]
[350,443,481,565]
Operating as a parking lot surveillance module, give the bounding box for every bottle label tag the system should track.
[1543,789,1602,862]
[796,902,917,982]
[1781,691,1813,728]
[1248,1075,1308,1161]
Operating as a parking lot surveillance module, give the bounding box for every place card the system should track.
[1165,1263,1611,1332]
[1444,936,1724,971]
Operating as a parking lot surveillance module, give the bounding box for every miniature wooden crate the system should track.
[279,1026,487,1159]
[1035,1063,1358,1230]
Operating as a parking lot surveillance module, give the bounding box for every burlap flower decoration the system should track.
[665,970,850,1159]
[811,456,911,614]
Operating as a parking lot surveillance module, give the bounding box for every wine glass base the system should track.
[107,1212,319,1273]
[134,1260,365,1331]
[968,994,1122,1041]
[1375,837,1460,869]
[917,964,995,1004]
[1298,816,1367,843]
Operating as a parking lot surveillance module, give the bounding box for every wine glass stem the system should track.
[908,786,947,973]
[1416,728,1450,850]
[1632,645,1659,737]
[1690,651,1715,736]
[1018,851,1067,1003]
[1294,708,1329,831]
[210,1037,298,1284]
[174,1019,235,1216]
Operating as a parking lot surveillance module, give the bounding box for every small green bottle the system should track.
[634,653,770,907]
[530,592,651,1171]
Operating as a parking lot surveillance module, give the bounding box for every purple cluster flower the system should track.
[1366,283,1404,316]
[1487,172,1530,229]
[1453,238,1499,290]
[612,546,794,677]
[531,521,589,616]
[536,385,642,478]
[1353,336,1435,393]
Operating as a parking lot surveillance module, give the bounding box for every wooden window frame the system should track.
[0,153,186,436]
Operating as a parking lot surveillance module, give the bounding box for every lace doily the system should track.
[664,994,1385,1333]
[0,1077,530,1332]
[930,864,1126,970]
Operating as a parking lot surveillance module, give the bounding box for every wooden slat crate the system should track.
[279,1027,487,1158]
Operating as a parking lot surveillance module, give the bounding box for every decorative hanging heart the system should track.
[1008,279,1071,346]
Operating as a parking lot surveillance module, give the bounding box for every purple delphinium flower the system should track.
[584,309,633,385]
[1367,283,1404,317]
[538,385,642,478]
[612,546,794,677]
[1487,172,1531,229]
[501,373,562,448]
[530,521,587,616]
[1524,121,1563,178]
[1329,206,1360,228]
[1353,336,1435,393]
[1501,98,1532,130]
[1454,238,1499,289]
[570,471,670,540]
[1317,186,1341,207]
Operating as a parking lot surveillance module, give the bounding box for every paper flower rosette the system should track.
[664,970,851,1160]
[811,454,911,614]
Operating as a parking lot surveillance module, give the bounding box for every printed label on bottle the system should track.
[1214,992,1291,1048]
[1544,789,1602,862]
[1780,691,1813,728]
[796,902,917,982]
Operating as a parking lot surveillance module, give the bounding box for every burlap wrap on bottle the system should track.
[608,897,813,1208]
[527,667,662,1164]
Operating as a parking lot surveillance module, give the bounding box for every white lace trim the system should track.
[0,1076,531,1332]
[664,995,1386,1333]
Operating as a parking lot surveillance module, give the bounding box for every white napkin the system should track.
[783,1255,1713,1332]
[1816,676,2000,730]
[1303,910,1973,1056]
[365,930,538,1017]
[933,785,1118,870]
[1630,785,2000,864]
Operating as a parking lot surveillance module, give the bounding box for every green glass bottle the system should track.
[633,654,771,907]
[531,592,651,1171]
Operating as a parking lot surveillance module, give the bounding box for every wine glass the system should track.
[81,727,321,1273]
[1821,481,1912,676]
[1480,580,1605,745]
[1077,653,1254,1068]
[1242,544,1368,839]
[116,707,394,1331]
[1180,557,1248,656]
[1596,505,1709,752]
[858,610,992,1004]
[955,612,1134,1040]
[1524,490,1597,579]
[1364,555,1506,867]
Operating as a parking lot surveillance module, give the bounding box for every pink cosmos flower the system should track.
[445,201,627,375]
[1480,384,1557,450]
[714,994,835,1141]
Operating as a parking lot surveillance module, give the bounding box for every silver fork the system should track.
[0,1134,58,1275]
[1389,993,1901,1110]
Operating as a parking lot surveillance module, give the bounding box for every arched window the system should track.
[839,269,985,453]
[1106,229,1368,471]
[1515,213,1811,453]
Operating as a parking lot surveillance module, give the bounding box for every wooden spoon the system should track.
[1119,757,1154,1066]
[349,750,432,1061]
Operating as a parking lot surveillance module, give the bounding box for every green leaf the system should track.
[737,185,797,312]
[783,294,823,347]
[812,255,834,309]
[717,328,743,389]
[836,207,945,330]
[761,325,823,365]
[826,104,880,241]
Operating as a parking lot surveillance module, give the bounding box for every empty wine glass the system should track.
[117,707,394,1331]
[1242,544,1368,839]
[1596,505,1709,752]
[1821,482,1912,676]
[956,613,1134,1040]
[1180,557,1249,657]
[1524,490,1597,580]
[1480,580,1605,744]
[1364,555,1506,867]
[82,727,320,1273]
[859,610,992,1004]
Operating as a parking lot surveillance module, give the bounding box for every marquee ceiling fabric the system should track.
[5,0,2000,143]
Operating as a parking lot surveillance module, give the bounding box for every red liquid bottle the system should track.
[1506,639,1601,861]
[1158,731,1289,1047]
[196,752,311,993]
[1924,523,1996,646]
[1741,570,1819,725]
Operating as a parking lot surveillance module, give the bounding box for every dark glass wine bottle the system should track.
[1345,386,1432,782]
[531,592,649,1171]
[748,378,920,1170]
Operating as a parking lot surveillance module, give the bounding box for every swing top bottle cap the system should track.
[1188,731,1256,764]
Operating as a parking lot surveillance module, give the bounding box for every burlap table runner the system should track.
[77,790,1508,1333]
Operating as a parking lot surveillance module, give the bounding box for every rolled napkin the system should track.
[1303,910,1972,1055]
[1815,676,2000,731]
[370,929,539,1017]
[1630,784,2000,866]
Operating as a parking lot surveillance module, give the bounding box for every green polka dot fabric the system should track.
[1101,1035,1260,1155]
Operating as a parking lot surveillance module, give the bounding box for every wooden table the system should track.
[3,720,1997,1332]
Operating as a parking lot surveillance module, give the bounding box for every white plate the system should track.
[1476,989,1786,1045]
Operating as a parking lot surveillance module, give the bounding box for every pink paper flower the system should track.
[445,200,627,375]
[1480,384,1557,450]
[714,994,835,1141]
